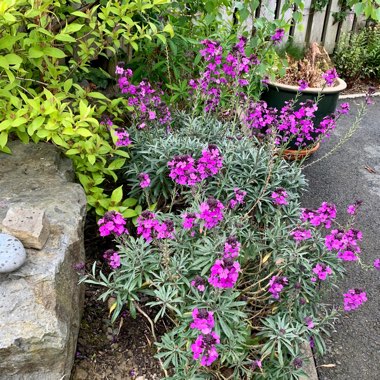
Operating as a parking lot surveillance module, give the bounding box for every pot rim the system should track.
[268,78,347,94]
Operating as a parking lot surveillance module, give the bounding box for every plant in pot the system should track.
[260,42,347,156]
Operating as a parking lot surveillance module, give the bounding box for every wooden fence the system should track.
[228,0,369,53]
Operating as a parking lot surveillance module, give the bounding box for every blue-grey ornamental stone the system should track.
[0,233,26,273]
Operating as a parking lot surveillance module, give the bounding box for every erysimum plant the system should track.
[81,99,378,378]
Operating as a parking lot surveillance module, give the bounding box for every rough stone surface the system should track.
[302,99,380,380]
[0,141,86,380]
[0,233,26,273]
[2,207,50,249]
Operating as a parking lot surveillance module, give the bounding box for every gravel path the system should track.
[301,98,380,380]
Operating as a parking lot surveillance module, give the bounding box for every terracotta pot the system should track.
[282,142,320,161]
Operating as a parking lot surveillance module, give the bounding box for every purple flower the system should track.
[115,128,132,147]
[311,263,332,281]
[115,65,124,75]
[191,332,220,366]
[293,357,303,369]
[301,202,337,228]
[343,289,367,311]
[322,68,338,87]
[229,187,247,208]
[325,228,362,261]
[197,145,223,180]
[224,236,241,258]
[198,197,224,230]
[337,102,350,115]
[251,359,262,371]
[374,259,380,270]
[168,154,199,186]
[304,316,314,329]
[182,212,197,231]
[298,80,308,91]
[271,188,288,206]
[268,276,288,299]
[365,87,376,105]
[346,200,362,215]
[98,211,128,237]
[191,275,206,292]
[109,252,121,269]
[291,228,312,241]
[208,257,240,288]
[117,69,171,129]
[271,28,285,44]
[190,308,215,334]
[137,211,175,242]
[139,172,151,188]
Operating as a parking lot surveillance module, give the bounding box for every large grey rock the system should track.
[0,141,86,379]
[0,233,26,273]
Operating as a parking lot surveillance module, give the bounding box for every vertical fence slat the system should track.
[260,0,277,22]
[323,0,340,53]
[340,11,355,35]
[292,0,312,46]
[309,10,327,43]
[273,0,295,44]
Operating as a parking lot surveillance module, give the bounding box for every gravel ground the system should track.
[301,98,380,379]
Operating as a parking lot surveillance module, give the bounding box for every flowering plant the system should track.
[81,111,377,379]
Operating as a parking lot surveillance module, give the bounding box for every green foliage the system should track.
[0,0,174,215]
[83,113,346,378]
[334,25,380,81]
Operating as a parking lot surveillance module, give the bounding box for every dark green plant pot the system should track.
[261,78,347,148]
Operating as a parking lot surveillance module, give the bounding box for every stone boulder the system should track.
[0,141,86,379]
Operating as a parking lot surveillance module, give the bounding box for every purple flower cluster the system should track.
[168,145,223,186]
[346,200,362,216]
[322,68,338,87]
[98,211,128,237]
[103,250,121,269]
[301,202,337,228]
[298,80,308,91]
[190,37,260,112]
[208,257,240,288]
[244,98,342,148]
[191,332,220,366]
[114,128,132,147]
[337,102,350,115]
[291,228,312,241]
[190,308,215,334]
[198,197,225,229]
[182,198,225,233]
[343,289,367,311]
[325,228,362,261]
[271,188,288,206]
[139,173,151,189]
[137,211,175,242]
[304,316,315,329]
[243,100,277,138]
[374,259,380,270]
[271,28,285,44]
[191,275,206,292]
[223,236,241,258]
[268,276,288,299]
[116,66,171,129]
[229,187,247,208]
[311,263,333,282]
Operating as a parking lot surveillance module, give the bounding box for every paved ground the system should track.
[301,98,380,379]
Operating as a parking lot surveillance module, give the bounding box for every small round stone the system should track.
[0,233,26,273]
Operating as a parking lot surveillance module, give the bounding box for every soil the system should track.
[71,214,164,380]
[340,78,380,95]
